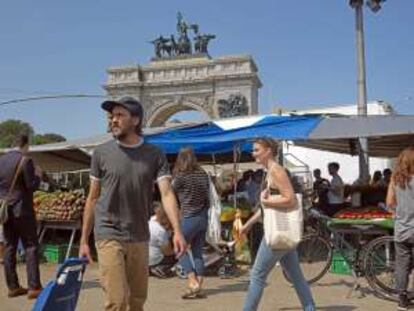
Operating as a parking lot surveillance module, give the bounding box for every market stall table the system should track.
[329,217,394,231]
[38,220,82,260]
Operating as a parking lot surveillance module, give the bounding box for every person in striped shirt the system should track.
[172,147,210,299]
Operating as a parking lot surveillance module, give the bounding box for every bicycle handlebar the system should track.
[307,207,332,222]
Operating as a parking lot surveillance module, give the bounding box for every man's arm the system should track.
[160,242,175,256]
[79,179,100,263]
[158,177,186,258]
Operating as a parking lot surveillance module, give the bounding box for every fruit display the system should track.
[34,190,86,221]
[334,207,393,220]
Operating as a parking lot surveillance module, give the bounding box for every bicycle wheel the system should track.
[364,235,414,302]
[283,234,333,285]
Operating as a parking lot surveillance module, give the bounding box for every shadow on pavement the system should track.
[202,280,249,296]
[312,279,378,297]
[313,279,354,288]
[81,279,101,290]
[279,305,357,311]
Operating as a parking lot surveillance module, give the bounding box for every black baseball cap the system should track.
[101,96,143,119]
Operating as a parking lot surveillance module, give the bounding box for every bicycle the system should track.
[364,235,414,301]
[282,207,412,301]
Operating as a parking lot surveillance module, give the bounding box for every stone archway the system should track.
[104,54,262,127]
[146,98,210,127]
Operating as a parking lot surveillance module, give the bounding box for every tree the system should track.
[0,119,66,148]
[0,119,34,148]
[32,133,66,145]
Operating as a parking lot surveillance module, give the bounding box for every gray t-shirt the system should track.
[90,139,171,242]
[394,178,414,242]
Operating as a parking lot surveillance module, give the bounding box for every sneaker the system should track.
[27,288,42,300]
[398,294,409,311]
[8,287,28,298]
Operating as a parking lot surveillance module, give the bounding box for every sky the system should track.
[0,0,413,140]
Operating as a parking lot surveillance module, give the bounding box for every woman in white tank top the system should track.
[238,138,315,311]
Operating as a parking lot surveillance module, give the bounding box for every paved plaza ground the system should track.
[0,263,399,311]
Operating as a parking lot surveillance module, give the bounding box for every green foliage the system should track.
[0,119,66,148]
[0,119,34,148]
[32,133,66,145]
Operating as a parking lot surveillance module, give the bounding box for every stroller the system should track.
[175,239,238,279]
[174,177,238,279]
[31,257,88,311]
[208,240,238,278]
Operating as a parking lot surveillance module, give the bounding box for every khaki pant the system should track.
[96,240,149,311]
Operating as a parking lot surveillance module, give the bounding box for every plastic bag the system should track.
[206,178,222,245]
[233,210,251,264]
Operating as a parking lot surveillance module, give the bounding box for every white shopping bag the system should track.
[262,193,303,250]
[206,178,222,245]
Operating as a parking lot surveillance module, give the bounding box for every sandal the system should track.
[181,286,201,299]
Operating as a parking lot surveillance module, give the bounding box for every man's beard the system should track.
[112,126,127,140]
[113,132,127,141]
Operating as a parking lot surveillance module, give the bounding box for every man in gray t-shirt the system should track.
[90,140,170,242]
[79,97,186,311]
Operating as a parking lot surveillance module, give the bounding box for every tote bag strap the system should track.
[265,163,279,192]
[4,156,27,203]
[260,164,276,219]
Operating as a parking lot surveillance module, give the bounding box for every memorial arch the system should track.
[146,97,210,127]
[104,54,262,127]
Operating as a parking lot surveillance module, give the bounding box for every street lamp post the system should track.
[348,0,385,182]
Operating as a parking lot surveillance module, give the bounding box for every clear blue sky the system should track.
[0,0,413,139]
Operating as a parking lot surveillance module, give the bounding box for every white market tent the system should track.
[294,115,414,158]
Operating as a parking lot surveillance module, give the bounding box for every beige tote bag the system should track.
[262,167,303,250]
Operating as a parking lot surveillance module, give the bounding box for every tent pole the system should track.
[211,153,217,177]
[232,144,239,209]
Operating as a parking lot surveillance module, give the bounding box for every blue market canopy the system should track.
[145,114,414,158]
[2,114,414,171]
[145,115,321,155]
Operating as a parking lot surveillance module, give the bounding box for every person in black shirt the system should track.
[312,168,329,208]
[0,134,43,299]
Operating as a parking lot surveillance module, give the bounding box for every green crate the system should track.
[330,250,353,275]
[42,244,79,264]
